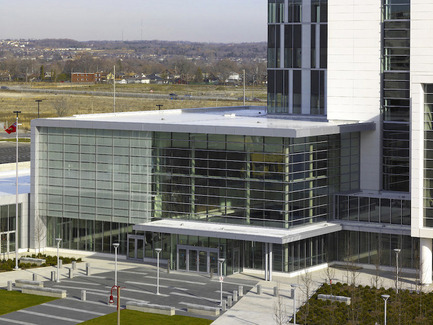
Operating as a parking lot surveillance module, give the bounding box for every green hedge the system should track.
[0,255,82,272]
[293,282,433,324]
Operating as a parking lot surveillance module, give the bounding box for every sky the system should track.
[0,0,267,43]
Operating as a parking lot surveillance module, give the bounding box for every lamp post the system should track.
[113,243,120,286]
[291,284,300,325]
[394,248,401,294]
[55,238,62,282]
[382,294,390,325]
[218,258,225,306]
[155,248,162,295]
[35,99,42,118]
[13,110,21,271]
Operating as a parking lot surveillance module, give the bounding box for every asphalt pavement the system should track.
[0,254,257,325]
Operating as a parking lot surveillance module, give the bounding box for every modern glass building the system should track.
[29,0,433,283]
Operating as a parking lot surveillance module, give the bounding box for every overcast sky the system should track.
[0,0,267,43]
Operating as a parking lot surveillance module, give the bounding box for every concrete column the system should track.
[257,285,262,295]
[265,243,269,281]
[69,268,74,279]
[421,238,433,285]
[81,290,86,301]
[72,261,76,270]
[233,290,238,302]
[51,271,56,282]
[86,263,91,276]
[269,243,273,282]
[227,296,233,308]
[7,281,12,291]
[32,273,38,281]
[238,285,244,297]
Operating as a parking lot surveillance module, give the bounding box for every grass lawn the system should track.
[80,310,214,325]
[0,290,58,316]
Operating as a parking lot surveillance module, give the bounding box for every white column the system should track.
[421,238,432,285]
[265,243,269,281]
[269,244,273,282]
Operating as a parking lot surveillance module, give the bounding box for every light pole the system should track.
[382,294,390,325]
[113,243,120,286]
[292,284,300,325]
[35,99,42,118]
[56,238,62,282]
[155,248,162,295]
[394,248,401,294]
[13,110,21,271]
[218,258,225,306]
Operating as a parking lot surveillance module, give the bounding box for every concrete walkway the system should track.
[2,251,432,325]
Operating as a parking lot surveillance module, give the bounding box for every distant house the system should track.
[72,72,102,83]
[147,73,165,84]
[226,72,240,84]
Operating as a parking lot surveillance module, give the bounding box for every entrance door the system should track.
[199,250,208,272]
[178,249,187,271]
[127,235,145,260]
[189,250,198,271]
[177,245,219,274]
[233,247,240,274]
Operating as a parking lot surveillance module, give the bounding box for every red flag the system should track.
[5,122,16,134]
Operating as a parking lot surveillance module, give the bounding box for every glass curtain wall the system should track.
[268,0,328,116]
[0,204,21,254]
[329,231,418,269]
[382,0,410,192]
[424,84,433,227]
[37,127,152,253]
[153,132,360,228]
[335,194,410,225]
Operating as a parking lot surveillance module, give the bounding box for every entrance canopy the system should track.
[133,220,342,244]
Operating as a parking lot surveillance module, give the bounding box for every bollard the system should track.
[227,295,233,307]
[59,259,62,268]
[51,271,56,282]
[86,263,91,276]
[233,290,238,302]
[7,281,12,291]
[257,285,262,295]
[167,260,170,274]
[33,273,38,281]
[238,285,244,297]
[221,299,227,312]
[72,261,76,270]
[81,290,87,301]
[69,268,74,279]
[274,286,279,297]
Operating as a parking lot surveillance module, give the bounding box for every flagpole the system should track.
[13,111,21,270]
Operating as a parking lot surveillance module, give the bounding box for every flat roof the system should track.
[133,219,342,244]
[0,168,30,196]
[32,106,375,138]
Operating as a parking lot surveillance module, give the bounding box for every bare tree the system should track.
[34,217,46,256]
[52,97,71,117]
[273,283,288,325]
[299,271,314,323]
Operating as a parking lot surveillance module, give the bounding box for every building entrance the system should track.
[127,235,145,260]
[177,245,219,274]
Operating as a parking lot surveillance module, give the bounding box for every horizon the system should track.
[2,38,267,45]
[0,0,267,43]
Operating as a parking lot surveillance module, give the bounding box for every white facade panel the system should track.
[328,0,382,191]
[411,0,433,238]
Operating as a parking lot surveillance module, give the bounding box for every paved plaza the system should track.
[0,251,431,325]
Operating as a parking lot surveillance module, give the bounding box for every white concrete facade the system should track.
[327,0,382,191]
